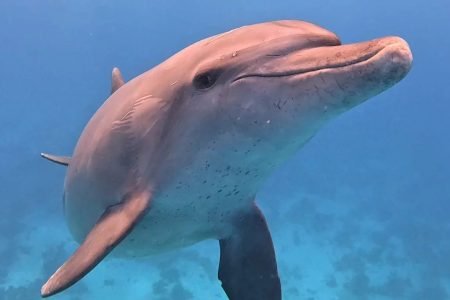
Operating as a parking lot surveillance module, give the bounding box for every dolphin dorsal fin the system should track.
[41,189,152,297]
[111,67,125,94]
[40,153,71,166]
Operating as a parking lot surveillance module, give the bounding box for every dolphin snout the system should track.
[372,36,413,84]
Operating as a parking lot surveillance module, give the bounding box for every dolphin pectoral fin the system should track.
[111,67,125,94]
[218,204,281,300]
[41,190,152,298]
[40,153,71,166]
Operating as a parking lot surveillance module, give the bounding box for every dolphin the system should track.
[40,20,412,299]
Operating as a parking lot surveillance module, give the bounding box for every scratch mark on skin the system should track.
[335,78,346,92]
[319,73,327,85]
[266,54,283,57]
[273,98,288,110]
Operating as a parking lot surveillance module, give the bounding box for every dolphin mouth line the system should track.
[231,46,385,83]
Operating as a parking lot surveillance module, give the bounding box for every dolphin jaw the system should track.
[231,49,382,83]
[231,36,412,85]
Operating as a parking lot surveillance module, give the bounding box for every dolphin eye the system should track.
[193,70,219,90]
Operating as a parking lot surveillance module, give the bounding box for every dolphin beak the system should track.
[234,36,412,83]
[232,36,412,113]
[291,36,412,80]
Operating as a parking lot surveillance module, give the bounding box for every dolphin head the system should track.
[126,20,412,194]
[172,20,412,157]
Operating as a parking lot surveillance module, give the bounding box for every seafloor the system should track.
[2,140,449,300]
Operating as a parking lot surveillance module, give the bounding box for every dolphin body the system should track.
[41,20,412,299]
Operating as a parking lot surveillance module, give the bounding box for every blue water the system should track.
[0,0,449,299]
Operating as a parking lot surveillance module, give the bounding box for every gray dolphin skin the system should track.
[40,20,412,299]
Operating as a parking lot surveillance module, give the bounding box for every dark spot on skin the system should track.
[245,171,250,175]
[217,189,222,193]
[234,191,240,195]
[206,195,211,199]
[203,180,207,184]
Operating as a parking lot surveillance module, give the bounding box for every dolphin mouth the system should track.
[232,36,412,83]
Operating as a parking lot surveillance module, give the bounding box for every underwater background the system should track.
[0,0,449,299]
